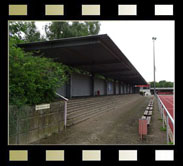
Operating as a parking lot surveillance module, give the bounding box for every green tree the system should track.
[150,80,173,88]
[9,21,45,43]
[9,38,70,106]
[9,21,101,107]
[45,21,100,40]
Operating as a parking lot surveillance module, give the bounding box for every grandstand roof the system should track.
[18,34,147,85]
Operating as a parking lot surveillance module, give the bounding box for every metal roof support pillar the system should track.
[138,87,140,94]
[104,78,108,96]
[129,84,131,94]
[125,84,127,94]
[132,85,135,94]
[114,80,116,95]
[134,86,136,94]
[121,83,124,94]
[123,84,125,94]
[126,84,128,94]
[91,73,95,96]
[122,83,124,94]
[129,84,132,94]
[66,73,72,99]
[119,82,122,95]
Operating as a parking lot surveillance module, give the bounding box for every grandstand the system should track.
[19,34,147,99]
[15,34,173,144]
[18,34,149,127]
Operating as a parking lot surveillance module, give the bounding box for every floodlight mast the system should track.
[152,37,157,95]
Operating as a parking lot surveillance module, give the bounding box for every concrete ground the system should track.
[32,94,166,145]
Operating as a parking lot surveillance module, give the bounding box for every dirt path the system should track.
[33,95,166,145]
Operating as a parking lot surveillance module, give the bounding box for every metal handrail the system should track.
[157,95,174,125]
[56,93,68,129]
[156,94,174,144]
[56,92,68,101]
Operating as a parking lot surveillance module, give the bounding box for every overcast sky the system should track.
[35,21,174,83]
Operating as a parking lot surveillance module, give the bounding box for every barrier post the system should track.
[64,101,67,129]
[55,93,68,130]
[162,108,165,128]
[166,114,169,144]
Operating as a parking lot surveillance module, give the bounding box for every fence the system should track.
[9,100,65,144]
[156,95,174,144]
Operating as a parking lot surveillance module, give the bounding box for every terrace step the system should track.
[66,95,135,127]
[67,107,114,126]
[67,99,118,112]
[67,104,115,119]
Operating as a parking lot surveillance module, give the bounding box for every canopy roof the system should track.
[18,34,147,85]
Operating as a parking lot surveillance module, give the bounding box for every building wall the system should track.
[120,84,124,94]
[56,73,136,97]
[127,85,130,94]
[107,81,114,95]
[56,84,66,97]
[129,85,132,94]
[72,73,91,97]
[124,84,126,94]
[94,78,105,95]
[116,82,119,94]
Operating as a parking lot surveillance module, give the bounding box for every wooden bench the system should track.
[146,117,151,125]
[141,116,146,120]
[139,99,154,138]
[144,110,149,116]
[141,116,151,126]
[148,111,152,116]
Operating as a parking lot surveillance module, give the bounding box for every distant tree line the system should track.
[9,21,101,43]
[149,80,173,88]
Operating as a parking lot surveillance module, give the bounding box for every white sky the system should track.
[35,21,174,83]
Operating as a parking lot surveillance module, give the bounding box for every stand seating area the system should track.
[66,95,136,127]
[139,97,154,138]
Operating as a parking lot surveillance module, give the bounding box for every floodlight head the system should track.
[152,37,157,40]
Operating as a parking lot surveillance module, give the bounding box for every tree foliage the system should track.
[45,21,100,40]
[9,21,101,106]
[9,38,70,106]
[9,21,45,43]
[149,80,173,88]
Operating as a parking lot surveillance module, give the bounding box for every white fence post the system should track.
[166,114,169,144]
[64,101,67,129]
[162,108,165,128]
[55,93,68,130]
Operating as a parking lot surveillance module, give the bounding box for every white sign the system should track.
[35,104,50,110]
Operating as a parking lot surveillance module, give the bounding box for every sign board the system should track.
[35,104,50,110]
